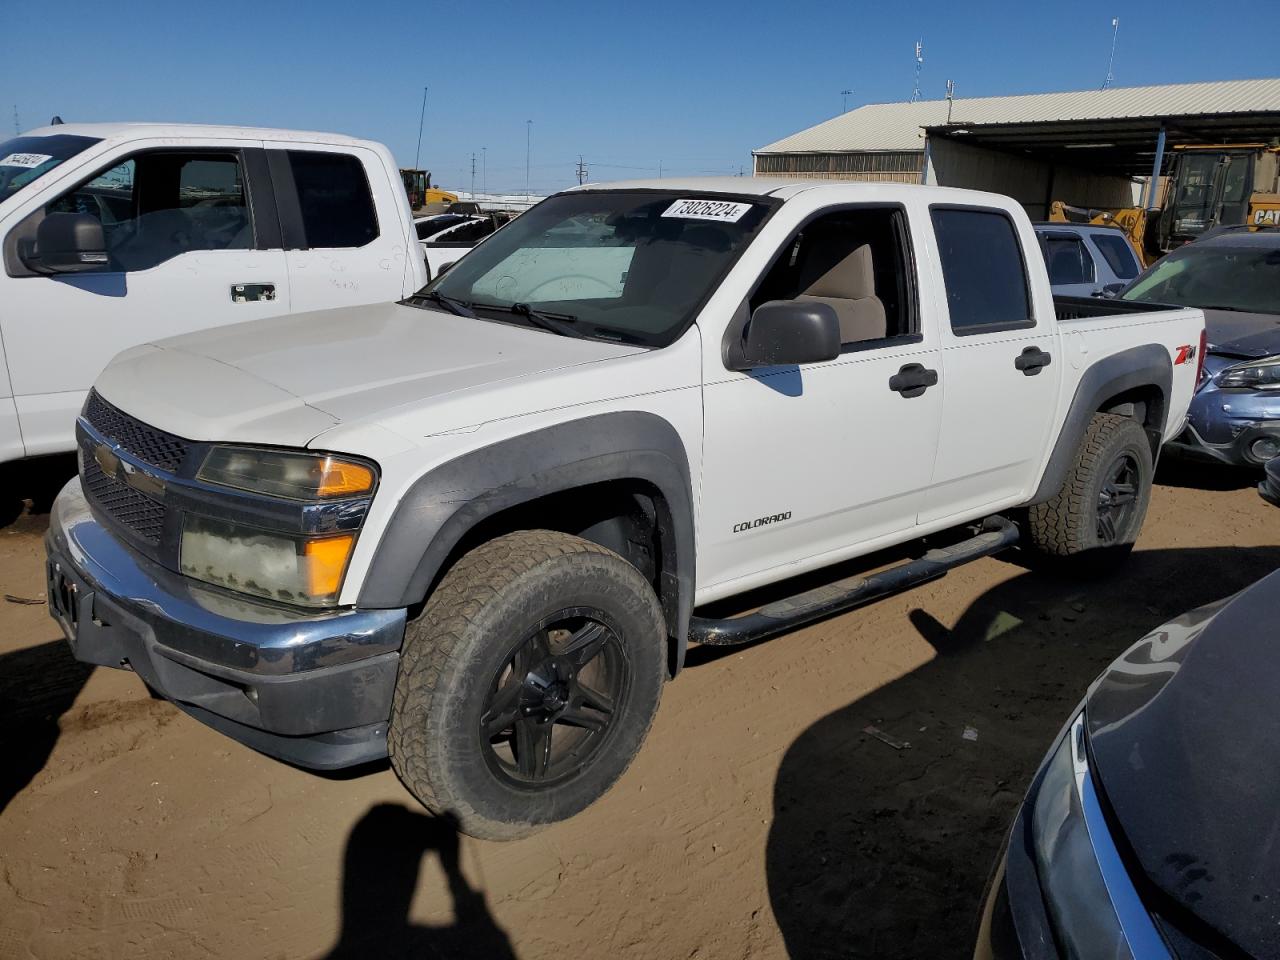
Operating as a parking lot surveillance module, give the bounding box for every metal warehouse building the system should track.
[753,78,1280,218]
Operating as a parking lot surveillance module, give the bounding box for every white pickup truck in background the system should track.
[46,178,1204,840]
[0,123,429,463]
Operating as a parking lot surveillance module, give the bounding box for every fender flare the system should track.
[358,411,696,667]
[1028,342,1172,505]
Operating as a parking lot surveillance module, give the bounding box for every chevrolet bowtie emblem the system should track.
[94,443,121,479]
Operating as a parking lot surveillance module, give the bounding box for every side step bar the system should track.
[687,516,1020,647]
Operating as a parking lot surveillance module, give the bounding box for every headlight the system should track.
[1215,355,1280,390]
[1029,715,1169,959]
[198,447,376,499]
[180,515,355,607]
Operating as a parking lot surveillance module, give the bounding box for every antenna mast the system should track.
[911,41,924,102]
[1102,18,1119,90]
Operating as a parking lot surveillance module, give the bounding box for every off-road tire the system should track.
[1026,412,1153,569]
[389,530,666,841]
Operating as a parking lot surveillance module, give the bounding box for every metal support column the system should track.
[1144,124,1167,210]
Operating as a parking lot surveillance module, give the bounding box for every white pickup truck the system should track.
[45,178,1204,839]
[0,123,428,463]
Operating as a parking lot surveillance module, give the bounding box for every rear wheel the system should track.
[1026,413,1153,569]
[389,530,666,840]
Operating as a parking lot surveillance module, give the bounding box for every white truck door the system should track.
[698,204,944,597]
[0,141,290,458]
[263,142,417,313]
[919,206,1064,523]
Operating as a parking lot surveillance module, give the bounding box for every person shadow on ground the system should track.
[325,803,518,960]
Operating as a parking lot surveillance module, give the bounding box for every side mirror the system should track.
[436,260,456,277]
[22,213,108,274]
[730,300,841,370]
[1092,282,1126,299]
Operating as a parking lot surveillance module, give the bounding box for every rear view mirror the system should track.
[730,300,841,370]
[22,213,108,274]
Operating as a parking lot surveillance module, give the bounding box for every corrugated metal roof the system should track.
[755,77,1280,154]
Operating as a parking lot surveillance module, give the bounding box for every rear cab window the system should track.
[931,207,1032,334]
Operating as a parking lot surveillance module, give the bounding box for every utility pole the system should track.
[911,41,924,102]
[1102,17,1120,90]
[481,147,487,196]
[658,160,663,179]
[414,85,428,170]
[12,105,19,135]
[945,79,956,124]
[525,120,532,200]
[576,155,588,185]
[470,153,476,199]
[841,89,853,113]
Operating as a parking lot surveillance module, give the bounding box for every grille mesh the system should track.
[82,454,166,545]
[83,390,190,473]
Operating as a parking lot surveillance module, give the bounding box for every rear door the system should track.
[264,142,416,312]
[919,205,1064,523]
[0,140,289,457]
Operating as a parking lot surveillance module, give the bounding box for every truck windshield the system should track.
[1122,241,1280,316]
[418,190,775,346]
[0,134,100,206]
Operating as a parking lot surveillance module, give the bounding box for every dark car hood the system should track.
[1204,309,1280,359]
[1086,569,1280,958]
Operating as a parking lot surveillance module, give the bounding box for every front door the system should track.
[0,141,289,456]
[697,203,944,599]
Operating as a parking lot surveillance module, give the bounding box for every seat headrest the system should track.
[803,243,876,300]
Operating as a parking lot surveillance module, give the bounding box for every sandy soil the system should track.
[1,456,1277,960]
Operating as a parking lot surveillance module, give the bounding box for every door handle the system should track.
[888,363,939,398]
[1014,346,1052,375]
[231,283,276,303]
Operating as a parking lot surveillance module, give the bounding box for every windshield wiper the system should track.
[474,301,580,337]
[406,290,476,318]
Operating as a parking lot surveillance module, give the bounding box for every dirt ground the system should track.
[1,456,1277,960]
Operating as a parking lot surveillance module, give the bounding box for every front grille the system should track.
[83,390,190,473]
[82,454,166,545]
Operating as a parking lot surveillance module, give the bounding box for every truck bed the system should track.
[1053,296,1182,322]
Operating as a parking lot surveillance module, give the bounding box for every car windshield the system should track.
[416,190,775,346]
[1122,241,1280,316]
[0,134,100,206]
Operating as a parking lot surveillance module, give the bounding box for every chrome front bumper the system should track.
[46,478,406,769]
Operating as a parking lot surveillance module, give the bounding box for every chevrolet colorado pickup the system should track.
[46,179,1205,839]
[0,123,428,463]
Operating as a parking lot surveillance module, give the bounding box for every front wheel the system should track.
[389,530,667,840]
[1026,413,1154,570]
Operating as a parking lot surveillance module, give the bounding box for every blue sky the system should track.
[2,1,1270,195]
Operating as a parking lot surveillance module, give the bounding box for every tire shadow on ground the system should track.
[1155,455,1258,492]
[764,544,1280,960]
[0,639,93,814]
[324,803,518,960]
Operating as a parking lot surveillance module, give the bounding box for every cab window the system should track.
[750,206,917,348]
[44,151,251,271]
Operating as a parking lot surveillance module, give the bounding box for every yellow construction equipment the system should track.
[1051,142,1280,265]
[400,168,459,212]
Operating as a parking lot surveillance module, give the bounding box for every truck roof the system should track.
[17,121,382,150]
[566,175,1018,206]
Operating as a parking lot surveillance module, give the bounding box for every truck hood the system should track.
[94,301,645,446]
[1085,569,1280,959]
[1203,309,1280,360]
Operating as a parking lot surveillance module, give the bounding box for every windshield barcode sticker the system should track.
[0,153,53,169]
[662,198,753,223]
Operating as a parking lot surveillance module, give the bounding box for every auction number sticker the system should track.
[662,198,753,223]
[0,153,52,168]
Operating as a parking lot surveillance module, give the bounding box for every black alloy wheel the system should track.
[480,608,628,786]
[1096,453,1140,544]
